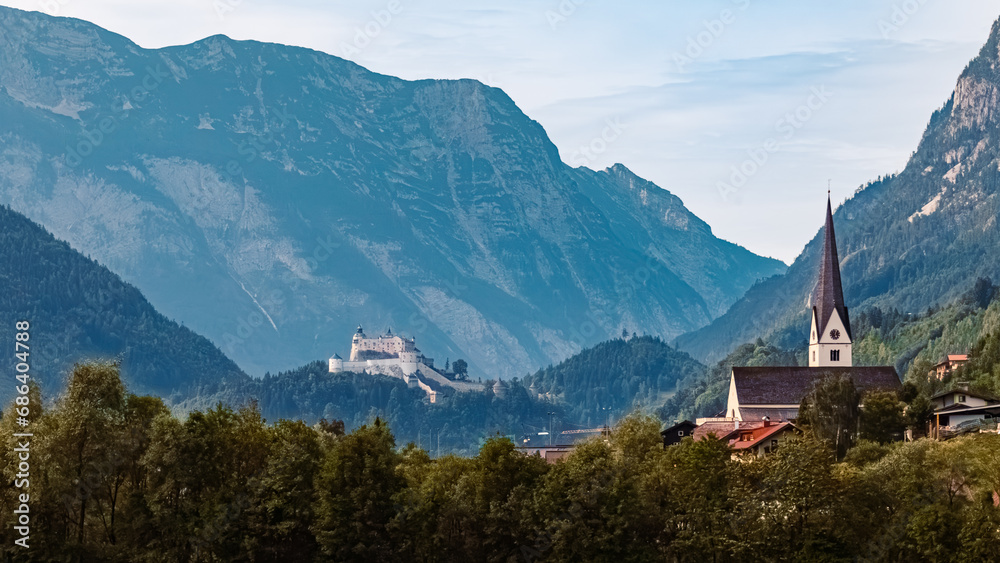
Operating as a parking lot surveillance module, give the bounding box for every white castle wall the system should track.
[330,330,482,402]
[418,363,483,393]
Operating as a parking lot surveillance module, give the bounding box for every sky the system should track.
[2,0,998,263]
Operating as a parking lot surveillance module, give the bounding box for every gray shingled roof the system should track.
[813,197,852,339]
[733,366,900,405]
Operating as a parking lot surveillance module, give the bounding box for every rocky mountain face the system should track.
[677,17,1000,362]
[0,7,784,377]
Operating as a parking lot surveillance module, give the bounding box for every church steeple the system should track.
[809,194,852,367]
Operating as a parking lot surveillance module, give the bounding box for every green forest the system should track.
[523,336,704,427]
[3,362,1000,562]
[247,362,559,456]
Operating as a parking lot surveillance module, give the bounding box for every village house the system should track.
[660,420,697,447]
[686,418,800,458]
[931,354,969,380]
[724,419,799,458]
[931,386,1000,439]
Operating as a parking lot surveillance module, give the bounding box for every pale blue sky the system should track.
[3,0,997,262]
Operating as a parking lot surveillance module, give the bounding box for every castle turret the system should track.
[492,379,509,399]
[329,353,344,373]
[399,350,418,375]
[808,195,853,367]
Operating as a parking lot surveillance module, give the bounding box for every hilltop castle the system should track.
[329,326,483,402]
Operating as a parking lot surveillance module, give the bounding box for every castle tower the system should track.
[808,196,852,367]
[350,325,366,362]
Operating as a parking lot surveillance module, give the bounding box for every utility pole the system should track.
[547,411,556,446]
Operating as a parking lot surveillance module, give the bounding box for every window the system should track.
[812,351,816,362]
[830,350,840,362]
[678,431,685,436]
[958,394,966,403]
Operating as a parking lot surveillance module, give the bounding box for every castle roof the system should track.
[732,366,900,406]
[332,353,342,360]
[813,196,851,339]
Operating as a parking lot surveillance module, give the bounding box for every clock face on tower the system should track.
[830,329,841,340]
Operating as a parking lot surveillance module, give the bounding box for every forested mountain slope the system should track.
[0,204,249,405]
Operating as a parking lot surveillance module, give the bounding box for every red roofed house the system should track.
[725,420,800,458]
[932,355,969,380]
[722,196,901,424]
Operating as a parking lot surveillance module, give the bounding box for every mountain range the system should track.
[676,17,1000,363]
[0,6,784,379]
[0,201,553,453]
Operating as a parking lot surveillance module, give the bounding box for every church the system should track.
[724,196,901,422]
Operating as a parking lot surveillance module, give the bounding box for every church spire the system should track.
[809,194,852,367]
[813,194,849,339]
